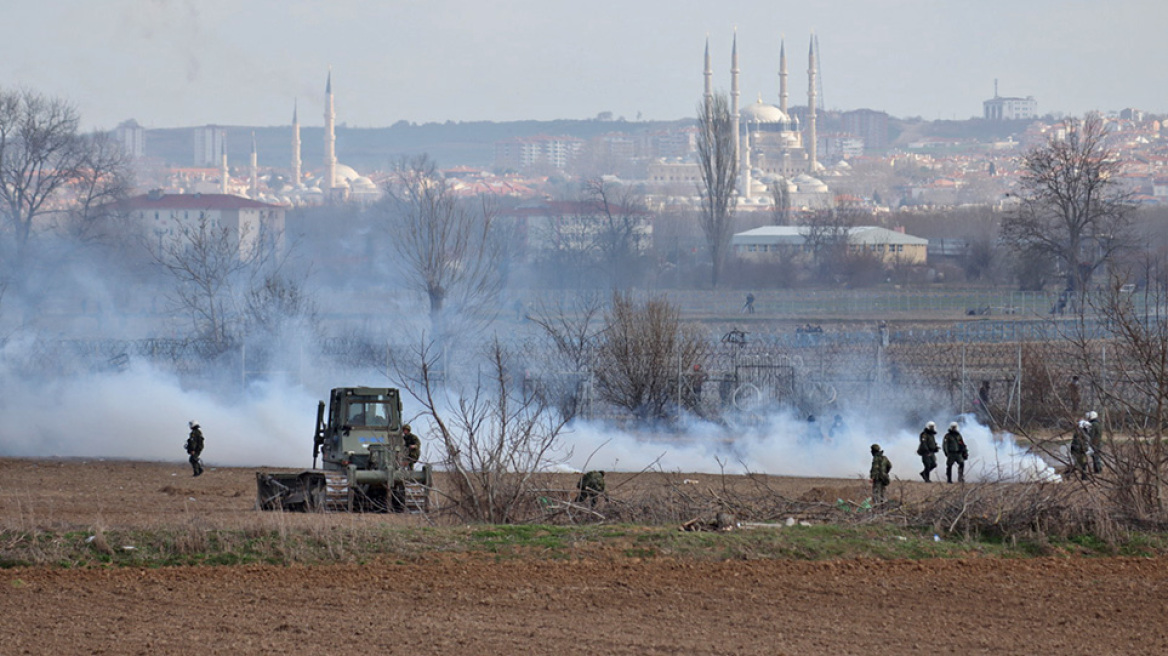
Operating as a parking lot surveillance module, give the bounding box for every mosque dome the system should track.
[334,164,361,182]
[741,96,789,123]
[350,176,377,191]
[793,173,828,193]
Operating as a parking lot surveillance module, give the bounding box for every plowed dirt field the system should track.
[2,458,1166,655]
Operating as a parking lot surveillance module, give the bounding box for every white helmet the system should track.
[1086,411,1098,420]
[189,420,199,429]
[949,422,959,430]
[926,421,936,430]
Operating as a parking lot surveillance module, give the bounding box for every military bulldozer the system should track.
[256,387,432,512]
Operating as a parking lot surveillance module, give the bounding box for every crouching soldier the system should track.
[575,470,606,507]
[402,424,420,469]
[869,444,892,504]
[942,422,969,483]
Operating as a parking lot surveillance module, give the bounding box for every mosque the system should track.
[649,34,833,210]
[205,71,378,205]
[280,71,380,205]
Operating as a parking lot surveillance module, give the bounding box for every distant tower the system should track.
[324,69,337,191]
[730,32,740,167]
[703,37,713,116]
[291,100,302,188]
[249,132,258,199]
[220,147,228,195]
[779,39,788,115]
[807,35,818,171]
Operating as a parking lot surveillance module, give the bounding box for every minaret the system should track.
[249,131,258,199]
[779,39,788,115]
[807,35,818,172]
[291,100,301,189]
[731,32,741,192]
[324,68,337,191]
[703,37,713,117]
[219,132,228,195]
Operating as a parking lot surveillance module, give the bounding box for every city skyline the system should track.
[4,0,1166,130]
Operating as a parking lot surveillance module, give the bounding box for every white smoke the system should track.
[0,358,319,468]
[559,410,1057,482]
[0,328,1059,483]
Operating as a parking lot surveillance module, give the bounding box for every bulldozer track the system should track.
[322,471,350,512]
[402,482,429,513]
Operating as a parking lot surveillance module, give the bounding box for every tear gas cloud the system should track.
[0,339,1056,484]
[0,358,319,468]
[557,411,1056,483]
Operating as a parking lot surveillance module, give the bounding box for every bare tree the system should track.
[0,88,130,301]
[800,208,854,283]
[0,88,129,255]
[695,93,739,288]
[150,214,292,352]
[1035,271,1168,522]
[582,177,651,288]
[396,336,571,523]
[382,154,504,332]
[770,178,791,226]
[527,291,606,420]
[1001,115,1134,295]
[593,291,706,422]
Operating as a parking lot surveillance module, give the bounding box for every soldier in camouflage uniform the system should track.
[1085,411,1103,474]
[185,420,204,477]
[917,421,939,482]
[402,424,421,469]
[1070,420,1090,480]
[942,422,969,483]
[869,444,892,504]
[575,470,606,507]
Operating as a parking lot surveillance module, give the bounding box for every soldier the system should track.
[828,414,846,440]
[801,415,824,444]
[942,422,969,483]
[402,424,421,469]
[1085,411,1103,474]
[917,421,939,482]
[575,470,606,507]
[869,444,892,504]
[1070,419,1090,480]
[185,420,204,477]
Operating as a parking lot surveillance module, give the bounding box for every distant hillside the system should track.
[143,118,691,171]
[890,117,1034,147]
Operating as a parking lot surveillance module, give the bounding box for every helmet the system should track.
[870,444,881,454]
[949,422,959,430]
[402,423,412,431]
[1086,411,1098,420]
[926,421,936,430]
[189,420,199,429]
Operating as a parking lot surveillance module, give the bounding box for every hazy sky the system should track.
[4,0,1165,130]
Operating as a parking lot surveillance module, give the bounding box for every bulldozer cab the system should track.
[318,387,403,469]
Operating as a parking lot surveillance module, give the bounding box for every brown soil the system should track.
[2,458,1166,655]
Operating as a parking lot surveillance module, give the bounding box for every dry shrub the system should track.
[903,480,1125,543]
